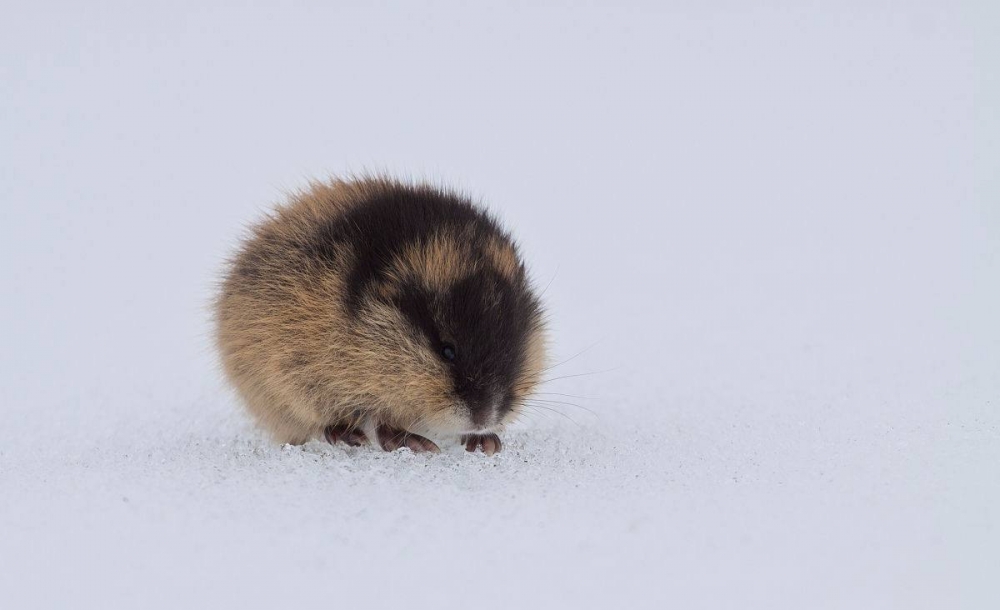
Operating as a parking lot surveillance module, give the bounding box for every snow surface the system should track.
[2,2,998,608]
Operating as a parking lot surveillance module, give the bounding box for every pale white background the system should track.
[2,1,997,608]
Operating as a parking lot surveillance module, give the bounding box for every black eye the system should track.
[441,344,456,361]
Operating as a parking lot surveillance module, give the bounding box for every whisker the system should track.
[539,368,618,383]
[520,403,583,428]
[523,404,597,424]
[532,391,594,400]
[536,267,559,299]
[515,405,550,423]
[538,340,604,375]
[514,367,618,394]
[518,405,562,425]
[524,398,598,416]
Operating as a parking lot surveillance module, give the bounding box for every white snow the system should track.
[2,2,998,608]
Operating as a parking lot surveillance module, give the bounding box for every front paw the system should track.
[461,433,502,456]
[376,424,441,453]
[324,424,369,447]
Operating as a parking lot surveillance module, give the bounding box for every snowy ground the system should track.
[2,2,998,608]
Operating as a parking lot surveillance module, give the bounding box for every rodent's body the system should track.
[215,178,547,453]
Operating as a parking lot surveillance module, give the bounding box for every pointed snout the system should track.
[467,394,501,429]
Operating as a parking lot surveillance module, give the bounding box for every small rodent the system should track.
[215,177,548,455]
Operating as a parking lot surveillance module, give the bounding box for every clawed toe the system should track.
[462,433,502,456]
[327,423,497,455]
[324,424,368,447]
[376,424,440,453]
